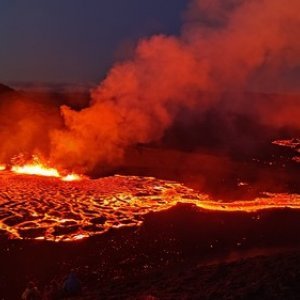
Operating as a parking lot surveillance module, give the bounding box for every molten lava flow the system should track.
[61,174,84,182]
[11,164,60,178]
[0,173,300,242]
[272,139,300,149]
[3,155,84,181]
[273,138,300,163]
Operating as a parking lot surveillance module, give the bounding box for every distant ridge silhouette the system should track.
[0,83,14,94]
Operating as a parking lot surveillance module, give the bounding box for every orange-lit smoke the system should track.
[0,0,299,172]
[49,0,300,171]
[0,93,62,164]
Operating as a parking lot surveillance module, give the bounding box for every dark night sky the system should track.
[0,0,187,85]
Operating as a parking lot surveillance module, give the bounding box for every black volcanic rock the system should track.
[0,83,14,94]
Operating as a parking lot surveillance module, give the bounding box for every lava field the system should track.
[1,171,300,242]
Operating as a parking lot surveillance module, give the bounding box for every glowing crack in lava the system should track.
[0,171,300,242]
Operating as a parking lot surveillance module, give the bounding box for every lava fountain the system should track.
[5,155,84,181]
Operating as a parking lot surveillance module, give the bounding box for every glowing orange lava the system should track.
[11,164,60,178]
[61,174,84,182]
[0,172,299,242]
[0,164,6,171]
[8,155,84,181]
[272,139,300,149]
[273,138,300,163]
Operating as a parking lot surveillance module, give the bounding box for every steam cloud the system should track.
[1,0,300,172]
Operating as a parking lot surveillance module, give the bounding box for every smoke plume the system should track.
[1,0,299,172]
[48,0,299,171]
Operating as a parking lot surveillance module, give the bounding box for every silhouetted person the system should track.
[21,281,41,300]
[63,272,82,297]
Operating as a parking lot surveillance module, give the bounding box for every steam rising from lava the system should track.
[49,0,300,171]
[1,0,300,172]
